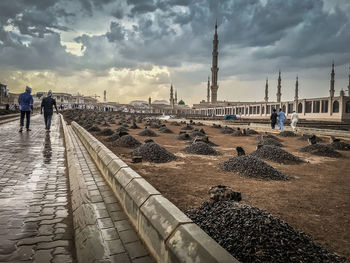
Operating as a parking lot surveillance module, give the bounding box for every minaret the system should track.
[294,76,299,101]
[103,90,106,102]
[347,66,350,96]
[330,62,335,98]
[210,21,219,104]
[207,76,210,103]
[148,97,152,106]
[264,78,268,102]
[170,84,174,107]
[175,90,178,104]
[276,70,282,103]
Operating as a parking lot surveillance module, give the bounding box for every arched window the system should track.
[298,103,303,113]
[262,106,265,114]
[333,101,339,113]
[346,101,350,113]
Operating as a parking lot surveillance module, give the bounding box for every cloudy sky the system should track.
[1,0,350,105]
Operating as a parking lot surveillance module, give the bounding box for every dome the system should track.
[178,99,185,105]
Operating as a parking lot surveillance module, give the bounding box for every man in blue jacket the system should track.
[277,108,286,130]
[18,86,34,132]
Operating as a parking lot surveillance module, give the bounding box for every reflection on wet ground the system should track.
[0,114,75,262]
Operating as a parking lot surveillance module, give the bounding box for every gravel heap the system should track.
[116,126,129,133]
[88,126,101,132]
[299,144,342,158]
[329,141,350,151]
[257,136,284,147]
[279,131,297,137]
[195,122,204,126]
[170,121,181,126]
[131,142,176,163]
[158,126,173,133]
[212,123,222,129]
[150,123,161,129]
[231,130,246,136]
[112,135,141,148]
[105,133,120,142]
[221,126,234,134]
[138,128,158,137]
[181,124,194,130]
[186,201,345,263]
[99,128,114,136]
[102,121,110,127]
[258,133,282,141]
[298,134,323,142]
[183,141,219,155]
[245,128,259,135]
[221,155,288,180]
[250,145,302,164]
[175,133,191,140]
[129,122,140,129]
[189,130,206,138]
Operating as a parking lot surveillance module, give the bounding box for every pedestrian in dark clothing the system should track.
[270,108,278,129]
[18,86,34,132]
[41,90,58,132]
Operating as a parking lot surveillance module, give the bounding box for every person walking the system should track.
[270,108,278,129]
[41,90,58,132]
[290,110,299,131]
[277,108,286,130]
[18,86,34,132]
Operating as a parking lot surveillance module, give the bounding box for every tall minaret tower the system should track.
[294,76,299,101]
[264,78,269,102]
[170,84,174,107]
[210,21,219,104]
[276,70,282,103]
[330,62,335,98]
[175,90,178,104]
[207,76,210,103]
[104,90,106,102]
[347,66,350,96]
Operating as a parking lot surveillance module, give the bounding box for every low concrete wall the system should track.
[60,115,110,263]
[70,121,238,263]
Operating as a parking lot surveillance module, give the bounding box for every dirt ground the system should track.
[91,119,350,260]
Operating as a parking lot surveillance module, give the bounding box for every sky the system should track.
[0,0,350,105]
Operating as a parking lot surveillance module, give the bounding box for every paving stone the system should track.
[111,253,132,263]
[114,220,133,232]
[125,241,149,259]
[119,229,139,244]
[132,256,155,263]
[106,239,126,255]
[102,228,119,241]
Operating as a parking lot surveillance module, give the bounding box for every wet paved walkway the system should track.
[67,125,154,263]
[0,115,75,262]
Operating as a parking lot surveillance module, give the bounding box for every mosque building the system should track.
[190,23,350,121]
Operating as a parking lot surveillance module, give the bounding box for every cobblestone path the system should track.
[0,115,75,262]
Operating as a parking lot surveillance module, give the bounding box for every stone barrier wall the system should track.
[70,121,238,263]
[60,115,110,262]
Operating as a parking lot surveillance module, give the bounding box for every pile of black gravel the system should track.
[99,128,114,136]
[231,130,246,136]
[183,142,219,155]
[138,128,158,137]
[112,135,141,148]
[221,126,234,134]
[195,122,204,126]
[245,128,259,135]
[329,141,350,151]
[116,126,129,133]
[88,126,101,132]
[279,131,297,137]
[221,155,288,180]
[189,130,206,138]
[175,133,191,140]
[158,127,173,133]
[257,137,284,147]
[131,142,176,163]
[212,124,222,129]
[298,134,323,142]
[170,121,181,126]
[250,145,302,164]
[181,124,194,130]
[299,144,342,158]
[105,133,120,142]
[186,201,345,263]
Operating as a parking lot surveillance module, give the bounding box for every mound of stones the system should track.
[112,135,141,148]
[212,123,222,129]
[221,155,288,180]
[231,130,245,136]
[129,122,140,129]
[175,132,191,140]
[88,126,101,132]
[183,141,219,155]
[330,141,350,151]
[195,122,204,126]
[99,128,114,136]
[105,133,120,142]
[245,128,259,135]
[257,136,284,147]
[221,126,234,134]
[189,130,206,138]
[131,142,176,163]
[186,200,345,263]
[299,144,342,158]
[250,145,302,164]
[181,124,194,130]
[298,134,323,143]
[116,126,129,133]
[190,135,218,147]
[138,128,158,137]
[158,126,173,133]
[170,121,181,126]
[279,130,297,137]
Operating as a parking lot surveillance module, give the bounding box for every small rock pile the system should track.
[245,128,259,135]
[158,126,173,133]
[138,128,158,137]
[88,126,101,132]
[99,128,114,136]
[221,126,234,134]
[105,133,120,142]
[170,121,181,126]
[231,130,245,136]
[131,142,176,163]
[299,144,342,158]
[257,136,284,147]
[279,131,297,137]
[113,135,141,148]
[175,133,191,140]
[183,141,219,155]
[186,201,345,263]
[250,145,302,164]
[330,141,350,151]
[298,134,323,142]
[181,124,194,130]
[189,130,206,138]
[221,155,288,180]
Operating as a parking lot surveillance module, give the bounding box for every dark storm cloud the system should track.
[106,22,125,42]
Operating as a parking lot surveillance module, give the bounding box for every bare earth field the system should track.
[86,118,349,260]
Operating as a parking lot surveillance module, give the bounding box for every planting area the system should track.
[63,110,350,262]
